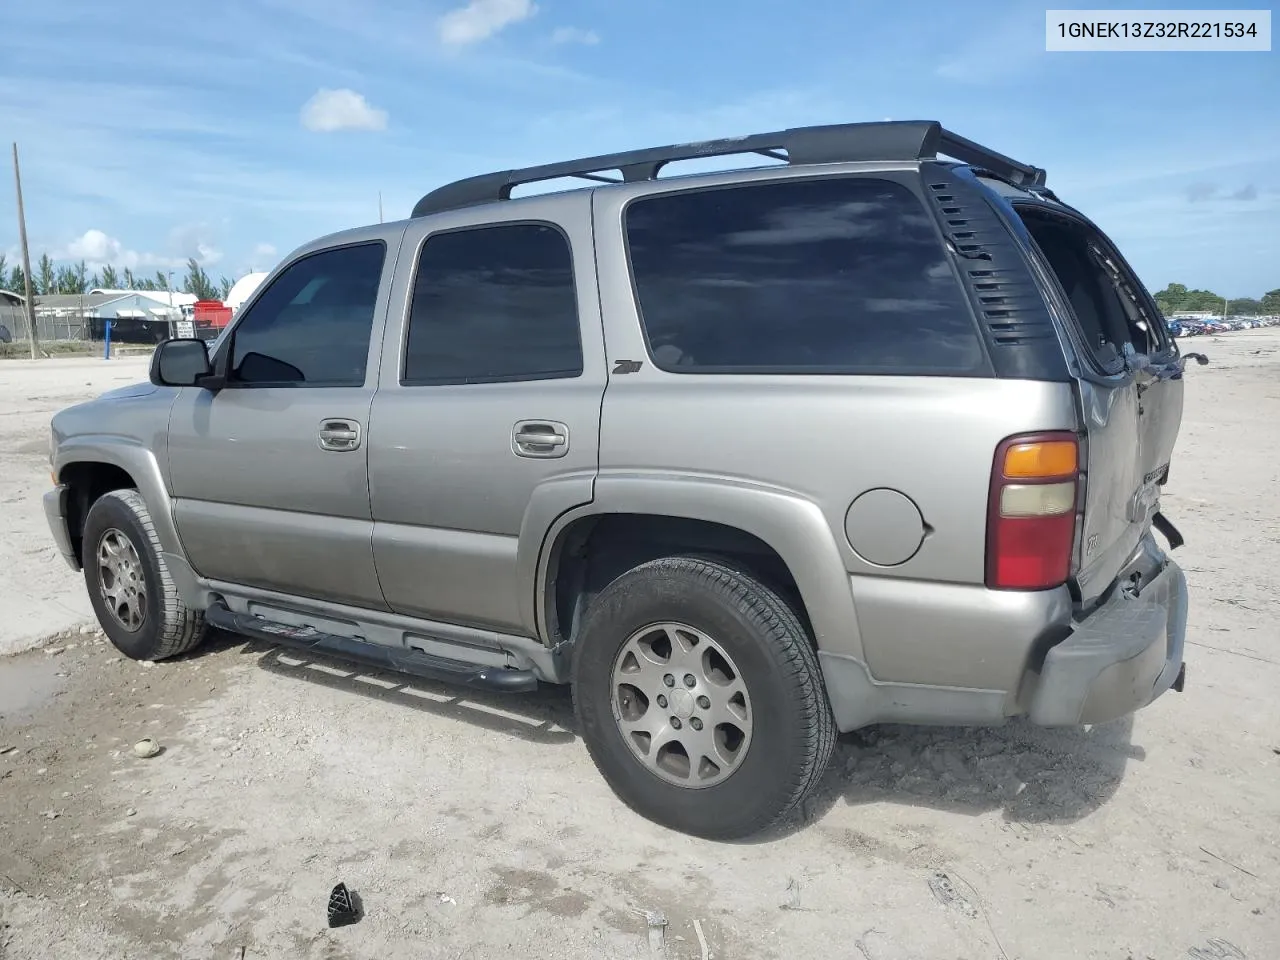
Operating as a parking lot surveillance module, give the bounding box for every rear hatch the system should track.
[1011,199,1184,607]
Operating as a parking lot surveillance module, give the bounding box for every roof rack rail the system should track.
[411,120,1046,218]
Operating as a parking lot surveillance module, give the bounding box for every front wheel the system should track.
[572,555,835,840]
[82,489,206,661]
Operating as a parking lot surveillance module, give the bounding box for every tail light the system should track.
[986,432,1079,590]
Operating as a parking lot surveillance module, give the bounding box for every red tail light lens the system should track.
[986,432,1079,590]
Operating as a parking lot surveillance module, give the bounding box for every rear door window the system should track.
[403,223,583,385]
[624,177,986,375]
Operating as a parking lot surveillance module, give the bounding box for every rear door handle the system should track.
[512,420,569,459]
[318,418,362,452]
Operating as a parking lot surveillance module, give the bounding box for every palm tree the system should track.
[36,253,55,295]
[183,258,218,301]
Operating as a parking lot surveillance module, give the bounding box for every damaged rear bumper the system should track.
[1027,556,1188,726]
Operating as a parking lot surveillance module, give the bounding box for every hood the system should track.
[96,381,159,401]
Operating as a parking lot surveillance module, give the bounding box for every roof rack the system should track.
[411,120,1047,218]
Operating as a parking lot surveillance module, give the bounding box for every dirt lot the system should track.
[0,355,154,657]
[1,337,1277,960]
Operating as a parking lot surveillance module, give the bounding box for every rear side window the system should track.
[230,241,386,387]
[403,222,583,385]
[625,177,985,374]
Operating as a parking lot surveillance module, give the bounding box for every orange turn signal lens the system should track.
[1004,440,1077,479]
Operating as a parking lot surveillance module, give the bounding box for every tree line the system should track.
[2,251,1274,318]
[1153,283,1280,317]
[0,253,232,302]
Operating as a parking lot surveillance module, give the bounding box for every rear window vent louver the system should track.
[923,167,1069,381]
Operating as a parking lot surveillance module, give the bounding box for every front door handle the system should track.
[512,420,569,459]
[318,418,362,452]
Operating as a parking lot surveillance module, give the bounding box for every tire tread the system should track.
[573,554,835,839]
[92,489,205,660]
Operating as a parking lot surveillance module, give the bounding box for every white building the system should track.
[90,288,198,317]
[225,273,268,313]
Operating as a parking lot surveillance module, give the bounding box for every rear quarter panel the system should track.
[591,171,1081,685]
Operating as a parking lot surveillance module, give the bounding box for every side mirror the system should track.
[151,338,213,387]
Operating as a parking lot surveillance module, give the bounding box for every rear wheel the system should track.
[82,489,206,661]
[573,555,835,839]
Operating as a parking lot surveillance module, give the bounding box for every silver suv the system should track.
[45,121,1191,839]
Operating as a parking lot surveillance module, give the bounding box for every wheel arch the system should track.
[58,459,138,565]
[531,476,866,662]
[55,439,199,602]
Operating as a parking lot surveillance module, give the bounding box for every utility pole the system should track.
[12,142,40,359]
[378,191,384,224]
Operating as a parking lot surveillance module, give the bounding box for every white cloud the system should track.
[439,0,537,46]
[168,223,224,267]
[551,26,600,46]
[65,229,126,265]
[246,241,281,273]
[59,229,184,271]
[300,88,388,132]
[56,225,227,272]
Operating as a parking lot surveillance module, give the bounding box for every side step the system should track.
[205,601,539,693]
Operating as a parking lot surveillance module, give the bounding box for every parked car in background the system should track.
[1165,315,1276,337]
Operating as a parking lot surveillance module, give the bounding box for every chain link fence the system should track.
[35,312,94,342]
[0,299,177,354]
[0,299,94,343]
[0,298,27,344]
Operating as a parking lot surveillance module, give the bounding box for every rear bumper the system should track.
[1027,558,1188,726]
[44,484,80,571]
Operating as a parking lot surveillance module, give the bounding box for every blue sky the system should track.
[1,0,1276,296]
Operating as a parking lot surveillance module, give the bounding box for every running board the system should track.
[205,601,539,693]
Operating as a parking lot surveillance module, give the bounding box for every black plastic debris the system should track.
[327,882,362,928]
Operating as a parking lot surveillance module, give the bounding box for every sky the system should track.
[1,0,1276,296]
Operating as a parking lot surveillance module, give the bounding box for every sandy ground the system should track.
[1,335,1277,960]
[0,355,153,657]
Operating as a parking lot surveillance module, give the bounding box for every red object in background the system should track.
[193,300,233,331]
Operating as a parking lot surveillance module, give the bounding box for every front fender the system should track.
[53,436,201,606]
[55,437,176,542]
[529,473,865,662]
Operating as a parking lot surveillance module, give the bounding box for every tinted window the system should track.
[230,242,385,386]
[404,223,582,385]
[626,177,985,374]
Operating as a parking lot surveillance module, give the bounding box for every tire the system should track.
[82,488,206,661]
[572,555,835,840]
